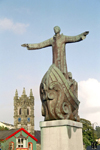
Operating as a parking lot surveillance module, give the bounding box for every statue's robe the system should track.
[28,33,83,79]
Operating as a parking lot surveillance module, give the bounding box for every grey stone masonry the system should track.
[40,119,83,150]
[13,88,34,136]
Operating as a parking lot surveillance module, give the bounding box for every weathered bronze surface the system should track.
[22,26,89,121]
[22,26,89,79]
[40,64,80,121]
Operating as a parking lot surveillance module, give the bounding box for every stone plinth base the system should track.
[40,120,83,150]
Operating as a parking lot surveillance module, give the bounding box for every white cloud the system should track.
[0,18,29,34]
[79,78,100,126]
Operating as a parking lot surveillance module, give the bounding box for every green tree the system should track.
[95,126,100,139]
[0,126,9,130]
[80,118,97,148]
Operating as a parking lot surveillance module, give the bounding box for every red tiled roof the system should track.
[0,128,38,142]
[6,128,38,142]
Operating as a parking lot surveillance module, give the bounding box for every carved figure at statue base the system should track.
[40,64,80,121]
[21,26,89,121]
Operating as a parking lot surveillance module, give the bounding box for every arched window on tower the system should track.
[19,108,21,115]
[27,108,29,115]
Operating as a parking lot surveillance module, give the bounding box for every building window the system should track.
[17,138,24,148]
[9,142,14,150]
[27,108,29,115]
[19,108,21,115]
[28,142,33,150]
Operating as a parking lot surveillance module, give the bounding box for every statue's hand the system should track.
[82,31,89,40]
[21,44,28,47]
[83,31,89,36]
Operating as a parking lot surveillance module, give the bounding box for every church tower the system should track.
[13,88,34,136]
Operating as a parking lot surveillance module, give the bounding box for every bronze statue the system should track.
[22,26,89,79]
[22,26,89,121]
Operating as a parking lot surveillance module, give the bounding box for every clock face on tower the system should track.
[18,118,21,122]
[27,117,30,122]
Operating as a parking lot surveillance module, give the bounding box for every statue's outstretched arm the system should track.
[21,38,52,50]
[65,31,89,43]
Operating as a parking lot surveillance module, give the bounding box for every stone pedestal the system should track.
[40,120,83,150]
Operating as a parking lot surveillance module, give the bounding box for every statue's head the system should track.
[54,26,61,34]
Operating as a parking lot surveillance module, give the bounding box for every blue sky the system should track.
[0,0,100,130]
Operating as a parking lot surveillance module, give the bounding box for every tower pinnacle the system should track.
[30,89,33,96]
[15,89,18,97]
[22,87,26,95]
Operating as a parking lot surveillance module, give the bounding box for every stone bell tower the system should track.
[13,88,34,136]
